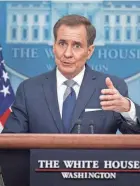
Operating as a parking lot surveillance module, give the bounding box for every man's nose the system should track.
[64,46,73,58]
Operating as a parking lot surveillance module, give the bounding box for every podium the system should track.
[0,134,140,186]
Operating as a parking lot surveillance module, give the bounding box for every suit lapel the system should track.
[42,69,63,133]
[70,66,97,132]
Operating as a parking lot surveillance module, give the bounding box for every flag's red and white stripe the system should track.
[0,108,11,132]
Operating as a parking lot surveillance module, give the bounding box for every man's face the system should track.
[53,24,94,78]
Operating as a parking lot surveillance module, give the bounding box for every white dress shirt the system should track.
[56,67,137,124]
[57,67,85,118]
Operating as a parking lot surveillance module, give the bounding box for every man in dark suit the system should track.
[2,14,140,134]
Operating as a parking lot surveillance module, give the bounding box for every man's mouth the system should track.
[62,61,74,65]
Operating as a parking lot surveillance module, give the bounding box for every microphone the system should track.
[75,119,82,134]
[89,120,95,134]
[0,166,5,186]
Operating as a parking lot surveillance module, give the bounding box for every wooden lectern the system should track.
[0,134,139,186]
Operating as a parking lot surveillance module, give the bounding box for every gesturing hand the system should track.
[100,77,131,113]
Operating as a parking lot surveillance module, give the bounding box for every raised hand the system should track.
[100,77,130,113]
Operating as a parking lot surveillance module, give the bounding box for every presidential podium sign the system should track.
[0,134,140,186]
[30,149,140,186]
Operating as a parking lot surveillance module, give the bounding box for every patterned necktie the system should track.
[62,80,76,133]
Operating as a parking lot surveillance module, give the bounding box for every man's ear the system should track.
[87,44,95,60]
[53,44,55,54]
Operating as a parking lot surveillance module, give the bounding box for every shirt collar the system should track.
[56,66,85,87]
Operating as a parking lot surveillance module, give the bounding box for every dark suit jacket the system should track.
[2,65,140,134]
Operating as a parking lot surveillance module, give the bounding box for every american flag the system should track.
[0,46,15,132]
